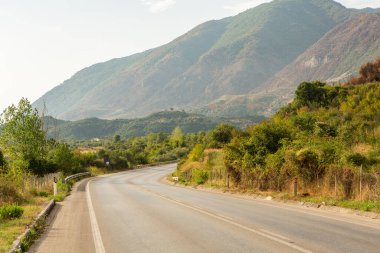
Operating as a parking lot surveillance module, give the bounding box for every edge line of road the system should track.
[131,183,312,253]
[86,180,106,253]
[161,176,380,230]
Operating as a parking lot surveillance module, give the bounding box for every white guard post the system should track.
[53,177,58,196]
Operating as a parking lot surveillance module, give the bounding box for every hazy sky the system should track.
[1,0,379,112]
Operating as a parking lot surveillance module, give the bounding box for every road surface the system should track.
[31,164,380,253]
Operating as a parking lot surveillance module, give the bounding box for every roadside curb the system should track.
[7,200,55,253]
[163,177,380,220]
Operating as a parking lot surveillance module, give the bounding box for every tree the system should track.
[209,124,235,148]
[114,135,121,142]
[47,143,79,176]
[170,127,184,148]
[0,98,46,173]
[295,81,327,107]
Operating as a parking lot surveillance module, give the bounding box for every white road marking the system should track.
[163,173,380,230]
[260,229,291,241]
[133,185,313,253]
[86,180,106,253]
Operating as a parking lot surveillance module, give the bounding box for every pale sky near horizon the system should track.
[1,0,379,112]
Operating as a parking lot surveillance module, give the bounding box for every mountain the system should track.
[361,8,380,13]
[33,0,359,120]
[193,13,380,117]
[44,116,129,140]
[45,111,265,140]
[263,13,380,94]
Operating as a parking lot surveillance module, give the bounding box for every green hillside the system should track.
[33,0,359,120]
[46,111,265,140]
[45,116,129,140]
[177,80,380,208]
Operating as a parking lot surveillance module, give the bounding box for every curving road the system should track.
[31,164,380,253]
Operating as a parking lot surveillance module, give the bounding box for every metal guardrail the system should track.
[64,172,91,182]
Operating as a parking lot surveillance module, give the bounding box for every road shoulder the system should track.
[162,176,380,225]
[28,178,95,253]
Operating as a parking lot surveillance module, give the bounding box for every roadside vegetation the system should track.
[1,58,379,252]
[175,59,380,212]
[94,127,206,169]
[0,102,205,252]
[0,99,89,252]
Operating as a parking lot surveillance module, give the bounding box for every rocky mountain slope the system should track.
[194,13,380,117]
[264,13,380,93]
[33,0,360,120]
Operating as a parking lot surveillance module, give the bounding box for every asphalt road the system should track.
[31,164,380,253]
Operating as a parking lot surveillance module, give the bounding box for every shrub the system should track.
[0,203,24,220]
[295,81,327,107]
[346,153,367,167]
[315,122,337,137]
[295,148,320,182]
[347,58,380,85]
[293,114,316,133]
[0,177,20,204]
[188,144,205,162]
[57,179,72,194]
[20,217,46,252]
[210,124,235,146]
[341,168,355,199]
[192,169,209,185]
[38,191,49,197]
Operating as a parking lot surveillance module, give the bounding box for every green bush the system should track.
[192,169,209,185]
[20,217,46,252]
[295,148,320,182]
[57,179,72,194]
[20,228,37,252]
[347,153,367,167]
[0,203,24,220]
[38,191,49,197]
[188,144,205,162]
[50,193,66,202]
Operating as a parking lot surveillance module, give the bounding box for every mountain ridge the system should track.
[45,111,265,140]
[194,13,380,117]
[33,0,370,120]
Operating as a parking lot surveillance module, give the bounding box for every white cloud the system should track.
[141,0,176,13]
[223,0,272,15]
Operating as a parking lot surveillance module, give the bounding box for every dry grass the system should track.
[0,197,48,253]
[351,143,373,154]
[374,126,380,138]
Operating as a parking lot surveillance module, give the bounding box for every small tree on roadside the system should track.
[0,98,47,173]
[47,143,80,176]
[170,127,184,148]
